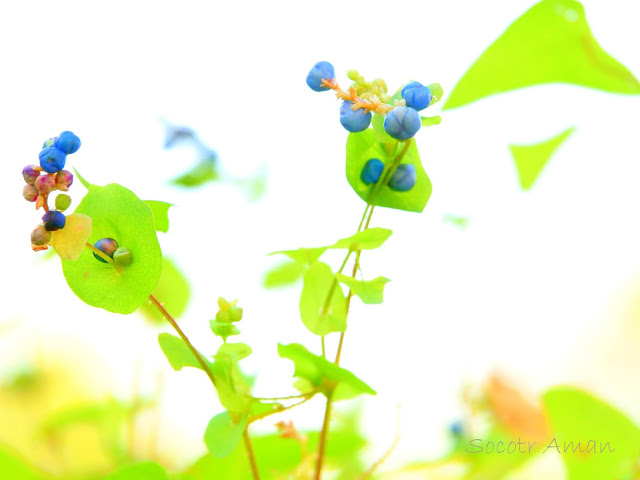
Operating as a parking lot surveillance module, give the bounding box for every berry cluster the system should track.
[23,131,81,251]
[307,62,441,193]
[306,61,440,140]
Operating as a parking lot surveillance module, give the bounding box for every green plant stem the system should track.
[243,427,261,480]
[314,139,412,480]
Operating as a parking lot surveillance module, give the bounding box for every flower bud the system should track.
[113,246,133,266]
[360,159,384,185]
[388,164,417,192]
[23,184,39,202]
[35,174,56,194]
[55,170,73,191]
[55,194,72,211]
[30,225,51,246]
[22,165,40,185]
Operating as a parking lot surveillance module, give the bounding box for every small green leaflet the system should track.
[158,333,212,372]
[421,116,441,127]
[335,274,390,304]
[204,411,249,458]
[268,247,327,265]
[73,167,92,189]
[443,0,640,110]
[171,159,218,187]
[330,228,392,251]
[104,462,169,480]
[346,130,432,213]
[278,343,376,401]
[144,200,173,233]
[263,260,306,288]
[61,183,163,314]
[543,387,640,480]
[509,126,575,190]
[299,262,347,336]
[139,257,190,325]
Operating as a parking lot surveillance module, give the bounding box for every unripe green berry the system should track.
[113,246,133,266]
[30,225,51,246]
[55,194,72,211]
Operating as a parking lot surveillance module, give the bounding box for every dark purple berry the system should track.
[42,211,66,231]
[93,238,119,263]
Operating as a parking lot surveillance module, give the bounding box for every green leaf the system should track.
[299,262,347,336]
[263,260,306,288]
[510,126,575,190]
[443,0,640,110]
[0,447,49,480]
[269,247,327,265]
[421,115,442,127]
[278,343,376,401]
[73,167,92,189]
[138,257,191,325]
[371,113,397,144]
[104,462,169,480]
[212,343,254,413]
[204,411,248,458]
[144,200,173,233]
[543,387,640,480]
[158,333,212,372]
[346,130,432,213]
[61,183,163,314]
[335,274,390,304]
[171,160,218,187]
[330,227,392,251]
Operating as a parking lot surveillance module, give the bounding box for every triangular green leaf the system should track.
[278,343,376,401]
[61,183,163,314]
[443,0,640,110]
[138,257,191,325]
[330,228,392,251]
[269,247,327,265]
[158,333,212,372]
[144,200,173,233]
[263,260,306,288]
[510,126,575,190]
[299,262,347,336]
[543,387,640,480]
[72,167,92,189]
[335,274,390,304]
[204,411,248,458]
[346,130,432,213]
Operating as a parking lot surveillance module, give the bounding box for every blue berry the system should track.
[42,211,66,231]
[39,147,67,173]
[340,101,372,133]
[383,107,421,141]
[54,131,81,154]
[388,164,416,192]
[93,238,119,263]
[401,81,432,111]
[306,61,335,92]
[360,159,384,185]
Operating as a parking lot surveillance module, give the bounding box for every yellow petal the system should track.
[50,214,92,261]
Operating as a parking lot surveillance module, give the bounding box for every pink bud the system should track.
[56,170,73,188]
[35,174,56,194]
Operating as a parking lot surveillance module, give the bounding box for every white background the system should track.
[1,0,640,471]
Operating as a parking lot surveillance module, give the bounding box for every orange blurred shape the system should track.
[485,373,551,441]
